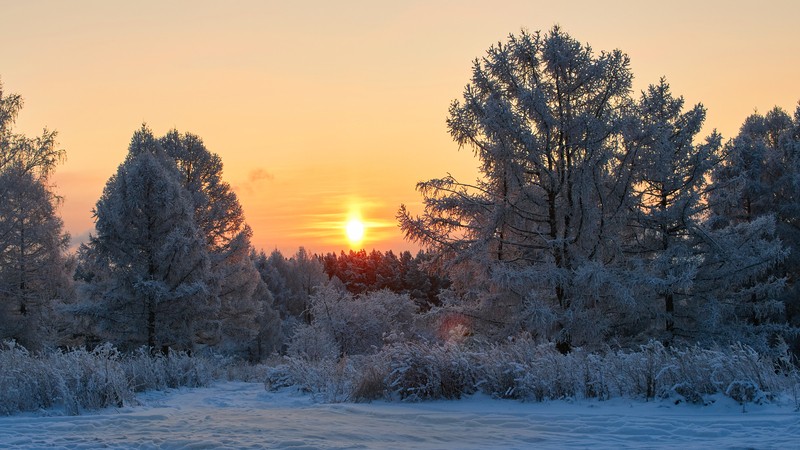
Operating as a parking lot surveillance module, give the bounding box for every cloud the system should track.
[248,168,274,183]
[235,168,275,194]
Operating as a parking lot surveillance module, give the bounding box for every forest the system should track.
[1,26,800,414]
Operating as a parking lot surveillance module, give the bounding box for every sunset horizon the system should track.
[3,1,799,256]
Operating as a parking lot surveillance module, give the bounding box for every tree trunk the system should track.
[147,302,156,351]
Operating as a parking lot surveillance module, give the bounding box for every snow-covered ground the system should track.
[1,382,798,449]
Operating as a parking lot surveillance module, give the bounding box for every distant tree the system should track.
[76,128,212,351]
[255,247,326,337]
[319,249,447,310]
[0,81,72,350]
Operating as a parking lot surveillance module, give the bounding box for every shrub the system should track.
[0,341,232,416]
[270,335,797,405]
[0,342,132,415]
[384,341,477,401]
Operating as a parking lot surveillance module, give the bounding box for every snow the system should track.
[1,382,798,449]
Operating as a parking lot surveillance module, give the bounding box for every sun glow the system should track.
[345,217,365,246]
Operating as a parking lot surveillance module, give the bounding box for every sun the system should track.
[345,218,365,246]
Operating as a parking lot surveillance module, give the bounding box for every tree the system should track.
[398,27,788,351]
[76,128,212,352]
[0,80,72,350]
[0,166,72,349]
[620,79,721,342]
[255,247,326,340]
[0,81,62,178]
[710,104,800,350]
[160,129,279,359]
[399,27,634,346]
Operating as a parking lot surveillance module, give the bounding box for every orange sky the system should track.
[2,1,799,255]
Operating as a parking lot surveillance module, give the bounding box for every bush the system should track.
[272,335,797,405]
[351,359,388,402]
[0,341,236,416]
[121,347,218,392]
[726,380,764,411]
[0,342,131,415]
[384,341,477,401]
[306,287,417,356]
[266,355,355,402]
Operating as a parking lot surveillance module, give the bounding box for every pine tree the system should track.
[76,128,212,351]
[0,166,72,349]
[255,248,326,332]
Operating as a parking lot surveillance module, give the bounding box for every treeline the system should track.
[319,249,449,309]
[2,25,800,370]
[252,248,448,347]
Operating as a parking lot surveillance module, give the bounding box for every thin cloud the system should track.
[235,168,275,194]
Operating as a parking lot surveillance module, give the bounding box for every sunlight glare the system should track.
[346,217,365,245]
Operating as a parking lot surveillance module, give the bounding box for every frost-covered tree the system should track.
[255,247,326,342]
[0,81,72,350]
[620,79,721,341]
[621,82,786,349]
[0,81,62,179]
[710,105,800,348]
[159,129,278,358]
[399,27,790,351]
[76,128,212,352]
[0,166,73,349]
[398,27,634,347]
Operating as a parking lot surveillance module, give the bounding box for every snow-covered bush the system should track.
[267,355,356,402]
[265,337,796,405]
[53,343,130,414]
[350,354,389,402]
[0,342,131,415]
[121,347,217,392]
[474,339,581,401]
[726,380,764,412]
[286,324,339,361]
[0,341,59,414]
[653,343,783,404]
[307,286,417,356]
[384,341,477,401]
[0,341,233,416]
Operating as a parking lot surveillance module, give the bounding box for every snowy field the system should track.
[1,382,798,449]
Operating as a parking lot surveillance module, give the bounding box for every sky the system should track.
[2,0,798,255]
